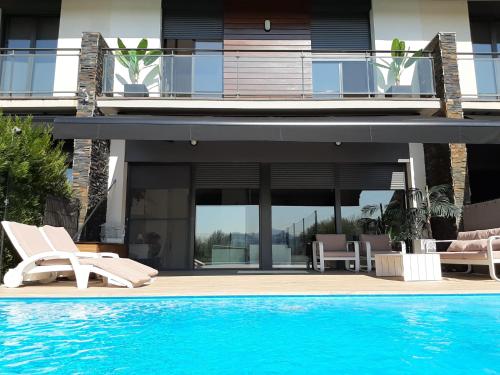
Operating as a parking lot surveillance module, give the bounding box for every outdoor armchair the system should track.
[312,234,360,272]
[359,234,406,272]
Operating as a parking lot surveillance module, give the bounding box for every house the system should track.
[1,0,500,271]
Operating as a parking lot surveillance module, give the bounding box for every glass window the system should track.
[340,190,405,240]
[272,190,335,268]
[1,17,59,96]
[164,39,222,97]
[127,165,191,270]
[195,189,259,269]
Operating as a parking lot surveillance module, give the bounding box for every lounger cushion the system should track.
[42,225,80,252]
[9,222,53,257]
[439,251,500,260]
[79,258,151,287]
[322,251,355,258]
[316,234,347,251]
[457,227,500,241]
[38,258,158,277]
[359,234,392,252]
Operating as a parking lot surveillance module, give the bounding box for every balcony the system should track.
[458,52,500,113]
[98,49,439,114]
[0,48,80,113]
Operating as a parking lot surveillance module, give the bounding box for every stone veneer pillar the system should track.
[424,32,470,236]
[72,32,110,241]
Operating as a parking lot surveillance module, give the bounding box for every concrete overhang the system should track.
[462,100,500,115]
[0,97,77,114]
[53,115,500,144]
[96,97,441,115]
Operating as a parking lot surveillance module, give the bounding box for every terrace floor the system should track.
[1,271,499,298]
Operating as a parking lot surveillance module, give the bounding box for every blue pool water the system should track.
[0,295,499,374]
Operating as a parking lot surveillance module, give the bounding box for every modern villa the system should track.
[1,0,500,274]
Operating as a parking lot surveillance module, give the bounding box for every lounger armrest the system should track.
[17,251,81,269]
[312,241,324,258]
[96,252,120,258]
[73,251,119,259]
[487,236,500,258]
[390,241,407,254]
[360,241,371,258]
[424,239,454,253]
[346,241,360,256]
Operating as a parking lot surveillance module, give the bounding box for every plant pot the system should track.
[385,85,414,98]
[124,84,149,97]
[412,239,436,254]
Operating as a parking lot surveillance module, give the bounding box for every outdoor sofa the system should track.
[425,227,500,281]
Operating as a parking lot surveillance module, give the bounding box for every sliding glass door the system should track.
[194,188,259,269]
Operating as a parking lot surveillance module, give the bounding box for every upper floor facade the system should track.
[0,0,499,115]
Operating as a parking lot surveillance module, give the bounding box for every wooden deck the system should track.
[1,271,499,298]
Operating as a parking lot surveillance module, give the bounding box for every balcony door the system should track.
[471,20,500,97]
[1,16,59,96]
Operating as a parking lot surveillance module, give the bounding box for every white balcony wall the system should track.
[371,0,477,97]
[53,0,162,96]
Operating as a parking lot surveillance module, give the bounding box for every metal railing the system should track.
[102,49,436,99]
[458,52,500,100]
[0,48,80,97]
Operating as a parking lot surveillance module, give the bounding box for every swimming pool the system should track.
[0,295,498,374]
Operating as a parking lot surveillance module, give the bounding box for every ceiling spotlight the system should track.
[190,140,198,146]
[335,142,342,146]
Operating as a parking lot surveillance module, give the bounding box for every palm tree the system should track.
[359,185,461,242]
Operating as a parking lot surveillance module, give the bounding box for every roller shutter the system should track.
[162,0,223,40]
[271,164,335,189]
[338,164,406,190]
[195,163,260,188]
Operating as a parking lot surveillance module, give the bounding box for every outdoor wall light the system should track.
[264,19,271,32]
[335,142,342,146]
[190,140,198,146]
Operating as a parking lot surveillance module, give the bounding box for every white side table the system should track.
[375,253,442,281]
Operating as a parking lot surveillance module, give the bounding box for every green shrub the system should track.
[0,115,71,277]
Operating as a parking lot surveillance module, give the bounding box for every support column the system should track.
[72,32,110,240]
[424,32,470,234]
[105,140,128,230]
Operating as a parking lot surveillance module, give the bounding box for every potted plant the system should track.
[359,185,461,252]
[115,38,161,97]
[375,38,423,96]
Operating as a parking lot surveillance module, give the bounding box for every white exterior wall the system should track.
[371,0,477,96]
[57,0,162,235]
[372,0,475,192]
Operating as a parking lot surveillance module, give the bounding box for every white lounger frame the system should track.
[425,237,500,281]
[362,241,407,272]
[2,221,136,289]
[311,240,360,272]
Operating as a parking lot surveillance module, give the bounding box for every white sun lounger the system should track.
[1,221,155,289]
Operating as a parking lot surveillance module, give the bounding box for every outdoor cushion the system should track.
[457,227,500,241]
[322,251,355,258]
[316,234,347,251]
[439,251,500,260]
[78,258,151,287]
[359,234,392,253]
[448,239,500,252]
[9,222,53,257]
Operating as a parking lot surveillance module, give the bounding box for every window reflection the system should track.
[340,190,404,240]
[195,189,259,268]
[272,190,335,268]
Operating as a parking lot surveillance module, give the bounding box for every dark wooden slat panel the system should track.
[223,0,312,97]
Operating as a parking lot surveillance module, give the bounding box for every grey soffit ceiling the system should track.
[52,115,500,144]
